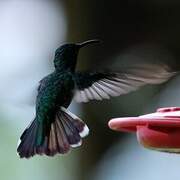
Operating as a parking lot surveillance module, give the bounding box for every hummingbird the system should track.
[17,39,176,158]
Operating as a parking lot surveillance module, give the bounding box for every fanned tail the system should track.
[17,107,89,158]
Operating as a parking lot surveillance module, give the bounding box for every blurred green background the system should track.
[1,0,180,180]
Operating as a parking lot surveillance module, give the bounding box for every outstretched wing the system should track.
[73,63,177,103]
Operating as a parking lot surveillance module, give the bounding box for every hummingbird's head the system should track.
[54,39,101,71]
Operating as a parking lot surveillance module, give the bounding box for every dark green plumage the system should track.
[17,39,175,158]
[35,72,74,145]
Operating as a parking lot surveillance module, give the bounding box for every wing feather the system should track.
[74,63,177,103]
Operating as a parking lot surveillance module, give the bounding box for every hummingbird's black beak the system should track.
[77,39,101,48]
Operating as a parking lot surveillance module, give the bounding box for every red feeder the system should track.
[108,107,180,153]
